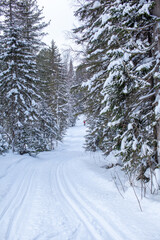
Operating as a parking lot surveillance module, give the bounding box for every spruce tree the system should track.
[74,0,159,181]
[66,59,77,127]
[37,41,68,143]
[36,47,58,150]
[0,0,49,153]
[74,0,111,152]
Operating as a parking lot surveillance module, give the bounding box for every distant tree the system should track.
[37,41,68,143]
[55,61,69,140]
[66,59,77,127]
[37,46,58,150]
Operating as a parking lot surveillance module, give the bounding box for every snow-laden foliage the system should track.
[37,41,69,143]
[0,0,49,154]
[0,126,9,154]
[0,1,82,155]
[74,0,160,181]
[66,59,77,127]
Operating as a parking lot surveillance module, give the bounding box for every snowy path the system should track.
[0,117,160,240]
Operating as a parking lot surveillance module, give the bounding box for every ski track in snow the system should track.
[0,157,27,179]
[58,161,135,240]
[56,161,123,240]
[5,169,36,239]
[0,116,160,240]
[0,161,37,240]
[56,163,103,240]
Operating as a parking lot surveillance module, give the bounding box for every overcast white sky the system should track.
[37,0,77,50]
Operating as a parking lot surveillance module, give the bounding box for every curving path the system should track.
[0,117,159,240]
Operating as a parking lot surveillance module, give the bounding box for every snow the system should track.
[103,72,116,88]
[121,135,127,152]
[91,27,105,41]
[135,61,153,71]
[155,92,160,116]
[141,142,153,157]
[101,13,111,25]
[82,71,104,90]
[100,104,109,114]
[122,3,134,15]
[128,123,133,130]
[152,168,160,191]
[0,116,160,240]
[108,118,122,127]
[7,88,18,97]
[123,52,130,61]
[107,58,123,71]
[138,3,150,15]
[132,136,138,151]
[92,1,101,9]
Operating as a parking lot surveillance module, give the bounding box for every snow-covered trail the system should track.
[0,117,160,240]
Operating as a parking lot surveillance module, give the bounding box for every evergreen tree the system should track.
[74,0,160,181]
[0,0,48,154]
[74,0,110,152]
[66,59,77,127]
[36,47,58,150]
[37,41,68,142]
[55,61,68,140]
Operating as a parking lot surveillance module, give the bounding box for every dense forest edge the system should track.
[0,0,80,155]
[1,0,160,195]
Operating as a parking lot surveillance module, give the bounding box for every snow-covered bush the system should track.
[0,127,9,154]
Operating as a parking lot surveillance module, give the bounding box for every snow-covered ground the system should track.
[0,116,160,240]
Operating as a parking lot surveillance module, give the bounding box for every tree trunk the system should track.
[152,0,160,164]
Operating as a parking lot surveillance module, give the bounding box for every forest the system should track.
[0,0,80,155]
[1,0,160,191]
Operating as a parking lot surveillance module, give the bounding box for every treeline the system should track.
[0,0,78,155]
[74,0,160,183]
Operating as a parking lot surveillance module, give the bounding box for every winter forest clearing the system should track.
[0,117,159,240]
[1,0,160,239]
